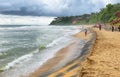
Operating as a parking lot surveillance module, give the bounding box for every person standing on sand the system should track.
[85,29,87,36]
[118,25,120,32]
[112,26,114,32]
[98,23,102,30]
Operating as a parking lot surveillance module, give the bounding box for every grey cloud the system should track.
[0,0,119,16]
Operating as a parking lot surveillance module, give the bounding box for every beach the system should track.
[0,1,120,77]
[80,28,120,77]
[28,27,92,77]
[30,27,120,77]
[2,25,120,77]
[25,26,120,77]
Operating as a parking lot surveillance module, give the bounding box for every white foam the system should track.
[0,40,9,44]
[46,29,80,48]
[46,36,71,47]
[0,26,40,31]
[3,54,33,70]
[64,29,80,36]
[0,48,10,53]
[0,26,83,77]
[32,49,39,54]
[0,40,73,77]
[0,25,58,31]
[0,52,3,56]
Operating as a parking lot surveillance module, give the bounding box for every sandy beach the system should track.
[80,28,120,77]
[27,26,120,77]
[27,28,91,77]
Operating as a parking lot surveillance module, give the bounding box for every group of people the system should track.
[84,23,120,36]
[96,23,120,32]
[111,25,120,32]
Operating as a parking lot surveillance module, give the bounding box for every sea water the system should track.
[0,25,83,77]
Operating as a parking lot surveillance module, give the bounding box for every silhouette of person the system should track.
[85,29,87,36]
[112,26,114,32]
[118,25,120,32]
[98,23,102,30]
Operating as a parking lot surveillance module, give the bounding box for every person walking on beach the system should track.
[98,23,102,30]
[85,29,87,36]
[112,26,114,32]
[118,25,120,32]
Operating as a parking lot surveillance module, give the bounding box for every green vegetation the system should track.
[50,3,120,25]
[39,45,46,50]
[0,68,4,72]
[89,3,120,24]
[50,16,79,25]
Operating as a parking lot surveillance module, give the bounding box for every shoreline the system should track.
[47,28,96,77]
[27,27,92,77]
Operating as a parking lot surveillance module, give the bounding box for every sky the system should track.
[0,15,54,25]
[0,0,120,16]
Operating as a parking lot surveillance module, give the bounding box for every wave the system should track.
[2,53,33,71]
[0,25,80,31]
[0,25,82,76]
[46,29,80,48]
[1,32,79,72]
[0,26,42,31]
[46,36,71,48]
[0,52,3,56]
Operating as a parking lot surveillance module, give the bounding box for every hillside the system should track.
[50,3,120,25]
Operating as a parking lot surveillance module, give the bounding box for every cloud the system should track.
[0,14,54,25]
[0,0,119,16]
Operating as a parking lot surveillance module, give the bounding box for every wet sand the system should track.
[74,31,91,42]
[27,29,91,77]
[80,28,120,77]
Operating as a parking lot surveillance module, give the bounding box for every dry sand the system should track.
[80,28,120,77]
[27,29,91,77]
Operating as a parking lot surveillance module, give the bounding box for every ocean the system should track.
[0,25,83,77]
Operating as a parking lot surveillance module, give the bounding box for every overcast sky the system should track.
[0,0,120,16]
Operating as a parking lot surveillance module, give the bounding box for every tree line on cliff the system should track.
[50,3,120,25]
